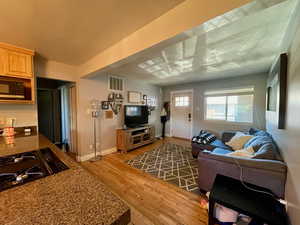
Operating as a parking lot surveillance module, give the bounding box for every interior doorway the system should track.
[37,77,77,156]
[170,90,193,140]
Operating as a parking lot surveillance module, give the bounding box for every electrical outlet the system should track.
[89,144,93,149]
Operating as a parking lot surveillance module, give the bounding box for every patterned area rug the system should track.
[126,143,199,194]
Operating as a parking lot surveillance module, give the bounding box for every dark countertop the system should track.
[0,134,130,225]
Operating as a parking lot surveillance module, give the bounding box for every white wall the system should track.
[163,73,267,137]
[0,104,37,127]
[0,58,78,128]
[0,55,162,159]
[76,75,161,158]
[266,1,300,224]
[35,56,79,82]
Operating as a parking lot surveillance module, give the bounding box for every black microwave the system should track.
[0,79,25,100]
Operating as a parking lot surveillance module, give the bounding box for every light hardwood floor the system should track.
[81,138,208,225]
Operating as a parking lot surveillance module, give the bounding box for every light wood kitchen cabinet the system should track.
[0,42,35,104]
[7,50,33,78]
[0,48,7,75]
[0,42,34,78]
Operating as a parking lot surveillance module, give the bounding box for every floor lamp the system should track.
[89,99,102,162]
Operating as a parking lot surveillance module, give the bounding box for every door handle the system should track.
[188,113,191,122]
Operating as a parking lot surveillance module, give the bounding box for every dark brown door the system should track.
[37,89,61,143]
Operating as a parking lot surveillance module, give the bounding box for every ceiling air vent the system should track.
[109,76,124,92]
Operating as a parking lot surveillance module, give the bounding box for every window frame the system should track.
[174,96,190,107]
[204,91,254,125]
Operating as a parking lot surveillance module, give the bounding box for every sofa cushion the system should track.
[249,128,270,137]
[226,132,253,150]
[249,127,259,135]
[227,146,255,158]
[212,148,233,155]
[210,139,232,150]
[244,135,283,161]
[253,143,278,160]
[191,142,216,151]
[221,131,237,143]
[255,130,270,137]
[244,136,272,150]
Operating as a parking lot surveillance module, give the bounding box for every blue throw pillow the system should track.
[253,143,277,160]
[248,128,270,137]
[255,130,270,137]
[212,148,233,155]
[244,136,273,150]
[210,139,232,150]
[245,135,283,161]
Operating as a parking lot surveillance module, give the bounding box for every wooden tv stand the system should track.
[116,125,155,153]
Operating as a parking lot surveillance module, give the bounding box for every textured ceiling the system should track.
[100,0,295,86]
[0,0,183,65]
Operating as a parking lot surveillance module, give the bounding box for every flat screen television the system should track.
[124,105,149,128]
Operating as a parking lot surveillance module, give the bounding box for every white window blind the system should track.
[204,87,254,123]
[204,87,254,96]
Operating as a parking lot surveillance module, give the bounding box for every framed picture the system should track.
[266,53,288,129]
[266,78,278,111]
[128,91,141,103]
[105,110,113,119]
[101,101,109,110]
[146,96,157,107]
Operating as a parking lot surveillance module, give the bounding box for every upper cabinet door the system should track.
[0,48,8,75]
[7,51,33,78]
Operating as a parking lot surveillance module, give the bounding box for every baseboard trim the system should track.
[77,152,100,162]
[77,147,117,162]
[101,147,117,156]
[172,136,190,141]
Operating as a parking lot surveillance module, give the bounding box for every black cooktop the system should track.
[0,148,69,192]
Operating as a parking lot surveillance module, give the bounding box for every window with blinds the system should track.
[204,87,254,123]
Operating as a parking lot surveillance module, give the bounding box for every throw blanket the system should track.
[192,130,216,145]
